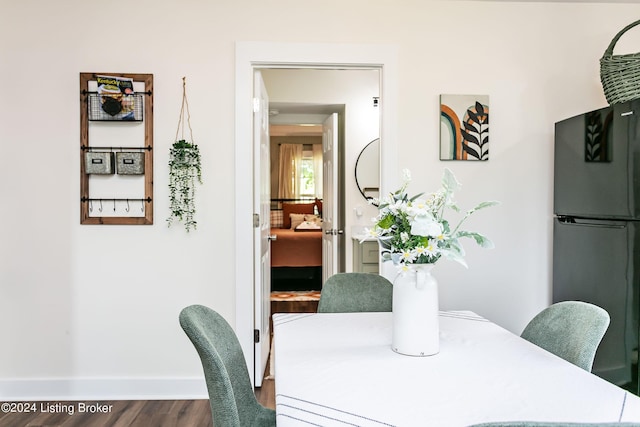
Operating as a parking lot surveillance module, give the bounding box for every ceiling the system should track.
[269,102,342,116]
[469,0,639,3]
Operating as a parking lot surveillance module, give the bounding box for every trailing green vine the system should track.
[168,77,203,232]
[168,139,202,231]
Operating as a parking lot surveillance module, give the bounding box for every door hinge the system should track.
[254,329,260,343]
[253,98,261,113]
[253,213,260,228]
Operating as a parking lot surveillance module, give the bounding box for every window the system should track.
[279,143,323,200]
[299,145,315,197]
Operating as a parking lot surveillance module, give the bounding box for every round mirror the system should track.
[355,138,380,205]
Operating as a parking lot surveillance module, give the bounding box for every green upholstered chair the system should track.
[317,272,393,313]
[179,304,276,427]
[520,301,610,372]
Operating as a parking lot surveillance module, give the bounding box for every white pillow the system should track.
[290,213,306,229]
[296,221,322,230]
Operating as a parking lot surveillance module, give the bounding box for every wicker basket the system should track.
[600,19,640,105]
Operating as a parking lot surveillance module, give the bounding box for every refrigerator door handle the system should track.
[557,216,627,229]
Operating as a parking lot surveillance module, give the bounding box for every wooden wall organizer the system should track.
[80,73,153,224]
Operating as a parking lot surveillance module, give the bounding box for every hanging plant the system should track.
[167,77,203,232]
[168,140,202,231]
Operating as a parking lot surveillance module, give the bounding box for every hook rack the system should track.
[84,198,150,214]
[80,72,154,225]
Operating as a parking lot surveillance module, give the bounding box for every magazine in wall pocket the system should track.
[89,75,143,121]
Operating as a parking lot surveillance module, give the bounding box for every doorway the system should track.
[262,67,377,287]
[263,68,380,302]
[234,42,398,386]
[268,118,328,293]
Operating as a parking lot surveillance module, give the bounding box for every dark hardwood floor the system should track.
[1,337,276,427]
[0,380,275,427]
[1,297,311,427]
[0,399,211,427]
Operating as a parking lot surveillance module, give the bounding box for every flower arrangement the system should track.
[364,168,498,270]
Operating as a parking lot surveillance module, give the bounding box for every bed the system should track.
[271,228,322,267]
[270,201,323,291]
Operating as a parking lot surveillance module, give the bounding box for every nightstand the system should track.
[352,238,379,273]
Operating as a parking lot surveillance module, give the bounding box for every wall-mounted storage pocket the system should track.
[85,152,115,174]
[116,152,145,175]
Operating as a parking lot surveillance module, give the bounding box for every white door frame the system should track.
[234,41,398,385]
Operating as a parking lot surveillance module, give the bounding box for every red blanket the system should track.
[271,228,322,267]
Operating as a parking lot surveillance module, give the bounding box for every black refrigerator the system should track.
[554,100,640,392]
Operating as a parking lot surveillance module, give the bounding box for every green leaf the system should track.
[472,200,500,211]
[457,231,495,249]
[440,248,468,268]
[464,200,499,217]
[448,202,461,213]
[442,168,461,194]
[409,192,425,202]
[445,238,465,258]
[378,237,393,250]
[378,214,395,229]
[173,139,196,149]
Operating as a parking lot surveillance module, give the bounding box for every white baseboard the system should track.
[0,377,208,401]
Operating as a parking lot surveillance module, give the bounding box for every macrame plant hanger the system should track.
[176,76,194,144]
[168,77,202,232]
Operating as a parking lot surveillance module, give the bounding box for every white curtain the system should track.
[278,144,303,199]
[312,143,323,198]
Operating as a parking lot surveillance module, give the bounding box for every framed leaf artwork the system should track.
[440,94,489,161]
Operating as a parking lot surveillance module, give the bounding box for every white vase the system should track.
[391,263,440,356]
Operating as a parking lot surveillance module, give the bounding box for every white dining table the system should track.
[272,311,640,427]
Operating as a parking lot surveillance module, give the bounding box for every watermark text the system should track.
[1,401,113,416]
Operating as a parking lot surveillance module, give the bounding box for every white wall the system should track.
[2,0,640,399]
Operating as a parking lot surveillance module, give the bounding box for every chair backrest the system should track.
[317,272,393,313]
[520,301,610,372]
[179,304,275,427]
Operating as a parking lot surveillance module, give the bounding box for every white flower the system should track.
[387,199,405,215]
[397,263,412,274]
[400,232,409,243]
[424,241,439,257]
[410,215,443,237]
[400,249,416,263]
[414,245,427,257]
[407,199,431,216]
[402,168,411,184]
[360,227,379,242]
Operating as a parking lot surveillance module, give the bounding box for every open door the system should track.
[236,42,397,389]
[322,113,340,284]
[253,70,271,387]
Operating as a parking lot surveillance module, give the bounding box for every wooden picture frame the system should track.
[79,72,154,224]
